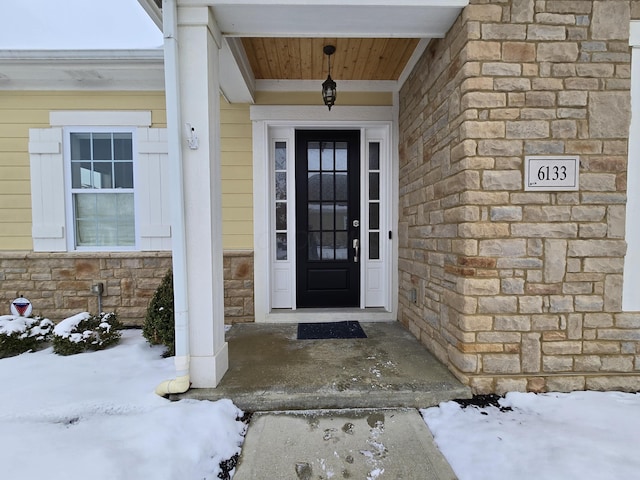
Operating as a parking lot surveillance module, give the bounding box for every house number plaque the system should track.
[524,155,580,191]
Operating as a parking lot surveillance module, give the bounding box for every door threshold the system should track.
[260,307,394,324]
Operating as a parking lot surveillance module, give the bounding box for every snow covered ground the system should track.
[423,390,640,480]
[0,330,245,480]
[1,329,638,479]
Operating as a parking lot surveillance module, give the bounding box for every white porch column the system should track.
[177,5,228,387]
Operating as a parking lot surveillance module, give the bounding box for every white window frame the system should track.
[251,105,398,323]
[63,126,139,252]
[623,21,640,310]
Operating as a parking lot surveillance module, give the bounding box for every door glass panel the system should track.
[335,202,348,231]
[308,203,321,230]
[369,172,380,200]
[336,232,348,259]
[369,142,380,170]
[275,142,287,170]
[335,142,348,170]
[321,232,334,260]
[321,173,334,200]
[308,172,320,201]
[369,203,379,230]
[276,202,287,230]
[275,172,287,200]
[369,232,380,260]
[276,233,287,260]
[335,172,347,201]
[321,204,334,230]
[308,142,320,170]
[321,142,334,170]
[308,232,321,260]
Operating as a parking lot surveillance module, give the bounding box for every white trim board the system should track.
[623,30,640,311]
[50,111,152,127]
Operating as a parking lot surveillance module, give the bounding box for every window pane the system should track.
[116,193,135,217]
[308,203,320,230]
[76,219,97,246]
[74,193,134,247]
[275,142,287,170]
[369,202,380,230]
[335,142,347,171]
[369,142,380,170]
[276,233,287,260]
[113,133,133,160]
[369,232,380,260]
[275,202,287,230]
[275,172,287,200]
[321,232,334,260]
[71,162,92,188]
[335,232,348,260]
[369,172,380,200]
[92,133,112,160]
[321,142,334,170]
[93,162,113,189]
[70,133,91,160]
[114,162,134,189]
[308,142,320,171]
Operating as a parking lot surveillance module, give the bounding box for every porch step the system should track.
[172,322,471,411]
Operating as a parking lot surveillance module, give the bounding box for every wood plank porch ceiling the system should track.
[242,37,419,81]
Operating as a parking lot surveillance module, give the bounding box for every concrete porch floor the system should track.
[174,321,471,411]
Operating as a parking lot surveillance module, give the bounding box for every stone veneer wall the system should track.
[398,0,640,394]
[0,251,254,325]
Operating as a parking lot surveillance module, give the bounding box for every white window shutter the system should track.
[29,128,67,252]
[137,127,172,251]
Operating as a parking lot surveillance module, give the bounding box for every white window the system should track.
[29,111,171,252]
[67,129,136,249]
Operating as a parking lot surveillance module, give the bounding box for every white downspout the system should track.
[156,0,190,395]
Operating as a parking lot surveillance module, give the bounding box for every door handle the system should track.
[352,238,359,263]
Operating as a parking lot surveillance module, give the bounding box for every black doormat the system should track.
[297,321,367,340]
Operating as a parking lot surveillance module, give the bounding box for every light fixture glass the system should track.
[322,45,337,110]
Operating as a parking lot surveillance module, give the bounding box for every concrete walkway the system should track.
[177,322,471,411]
[234,408,457,479]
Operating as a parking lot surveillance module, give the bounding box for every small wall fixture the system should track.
[322,45,337,111]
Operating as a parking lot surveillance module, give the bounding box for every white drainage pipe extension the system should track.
[156,0,190,396]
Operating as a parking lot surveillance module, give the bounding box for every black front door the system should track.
[295,130,360,307]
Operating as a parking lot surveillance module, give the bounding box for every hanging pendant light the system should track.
[322,45,337,111]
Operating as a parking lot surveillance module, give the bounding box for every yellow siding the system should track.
[220,99,253,250]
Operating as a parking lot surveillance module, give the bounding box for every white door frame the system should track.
[251,105,398,323]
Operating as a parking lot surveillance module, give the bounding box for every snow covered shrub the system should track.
[143,269,175,357]
[0,315,54,357]
[52,312,122,356]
